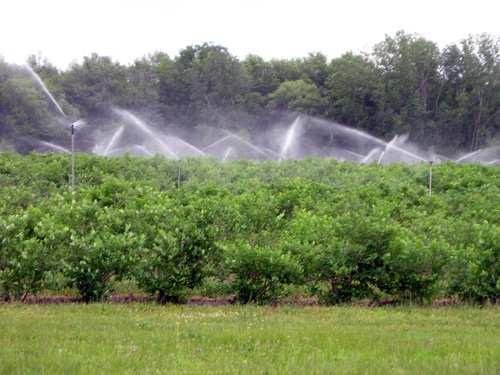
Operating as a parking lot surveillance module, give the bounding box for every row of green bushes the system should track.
[1,152,500,304]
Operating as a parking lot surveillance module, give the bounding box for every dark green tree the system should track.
[371,31,442,141]
[122,54,163,122]
[270,58,302,82]
[268,79,328,116]
[326,52,382,132]
[299,52,329,89]
[439,34,500,152]
[156,43,249,136]
[242,54,280,97]
[0,60,65,154]
[62,53,127,123]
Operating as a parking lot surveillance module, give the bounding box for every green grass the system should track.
[1,303,499,374]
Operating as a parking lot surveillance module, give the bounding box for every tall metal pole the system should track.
[71,124,75,194]
[177,159,181,189]
[428,161,433,197]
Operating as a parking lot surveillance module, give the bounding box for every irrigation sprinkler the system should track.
[177,159,181,189]
[428,161,434,197]
[71,123,75,194]
[70,119,87,195]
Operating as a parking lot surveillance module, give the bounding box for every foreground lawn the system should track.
[0,303,499,374]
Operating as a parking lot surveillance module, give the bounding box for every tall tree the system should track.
[0,61,62,153]
[156,43,249,135]
[326,52,382,133]
[371,31,442,141]
[62,54,127,123]
[299,52,329,89]
[267,79,328,116]
[270,58,302,83]
[440,35,500,151]
[122,54,163,123]
[242,54,280,97]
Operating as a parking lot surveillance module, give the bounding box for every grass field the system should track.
[1,303,499,374]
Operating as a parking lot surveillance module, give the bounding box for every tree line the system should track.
[1,31,500,155]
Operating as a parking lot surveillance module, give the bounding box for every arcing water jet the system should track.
[25,65,66,117]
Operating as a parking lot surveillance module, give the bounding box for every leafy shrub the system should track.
[60,200,142,302]
[63,228,142,302]
[134,189,222,303]
[222,240,303,304]
[386,231,450,302]
[0,208,56,301]
[446,222,500,303]
[290,203,398,304]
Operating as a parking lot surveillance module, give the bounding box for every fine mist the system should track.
[6,65,500,165]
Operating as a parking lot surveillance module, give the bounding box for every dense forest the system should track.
[1,31,500,156]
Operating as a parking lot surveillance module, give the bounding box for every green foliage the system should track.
[134,188,222,303]
[327,52,380,130]
[268,79,328,116]
[60,200,143,302]
[242,55,280,96]
[222,241,303,304]
[2,32,500,153]
[387,226,450,302]
[62,54,127,121]
[1,153,500,305]
[446,222,500,303]
[290,206,398,304]
[155,43,250,134]
[0,207,56,301]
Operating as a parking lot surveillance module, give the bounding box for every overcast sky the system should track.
[2,0,500,69]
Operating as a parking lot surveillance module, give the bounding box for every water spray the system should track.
[222,147,233,162]
[39,141,70,153]
[25,65,66,117]
[455,149,482,163]
[86,113,498,165]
